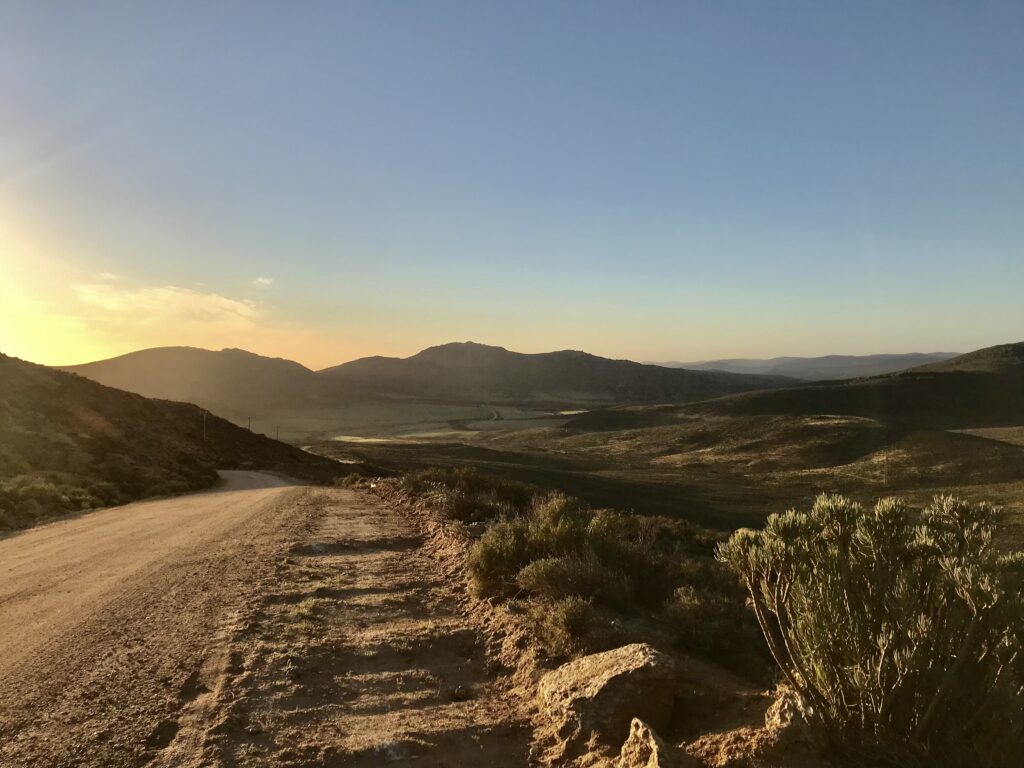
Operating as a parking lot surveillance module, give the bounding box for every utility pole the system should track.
[248,416,252,432]
[276,426,280,441]
[203,411,207,440]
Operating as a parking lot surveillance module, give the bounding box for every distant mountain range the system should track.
[56,341,1024,434]
[60,342,796,418]
[650,352,960,381]
[684,342,1024,429]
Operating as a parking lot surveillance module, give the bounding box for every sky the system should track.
[2,1,1023,369]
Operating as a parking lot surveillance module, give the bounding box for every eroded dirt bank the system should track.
[0,474,532,767]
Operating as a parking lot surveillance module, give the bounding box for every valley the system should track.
[4,338,1024,767]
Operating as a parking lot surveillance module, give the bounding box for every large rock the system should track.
[538,643,676,750]
[618,719,698,768]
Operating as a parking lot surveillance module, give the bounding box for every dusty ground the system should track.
[0,472,531,767]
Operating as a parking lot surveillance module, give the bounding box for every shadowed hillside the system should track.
[61,346,328,422]
[320,342,795,405]
[0,353,340,531]
[681,341,1024,429]
[59,343,797,430]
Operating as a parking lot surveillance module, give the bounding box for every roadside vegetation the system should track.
[390,467,767,676]
[718,493,1024,767]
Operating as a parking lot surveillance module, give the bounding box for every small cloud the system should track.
[253,276,273,288]
[72,282,263,329]
[96,272,120,281]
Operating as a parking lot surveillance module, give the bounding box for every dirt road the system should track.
[0,473,530,766]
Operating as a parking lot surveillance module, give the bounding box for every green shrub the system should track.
[467,519,532,595]
[517,552,633,607]
[717,494,1024,766]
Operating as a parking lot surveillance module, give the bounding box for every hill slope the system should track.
[683,341,1024,429]
[0,353,339,530]
[654,352,959,381]
[61,347,326,421]
[319,342,795,404]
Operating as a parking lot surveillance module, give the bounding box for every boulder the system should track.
[618,719,698,768]
[538,643,676,749]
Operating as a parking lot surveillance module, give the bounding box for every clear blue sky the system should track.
[2,1,1022,367]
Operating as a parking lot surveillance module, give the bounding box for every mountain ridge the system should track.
[61,341,798,416]
[679,341,1024,429]
[650,352,960,381]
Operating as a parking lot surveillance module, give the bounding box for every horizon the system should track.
[21,339,982,373]
[4,2,1024,368]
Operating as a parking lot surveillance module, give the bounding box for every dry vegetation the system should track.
[387,468,768,678]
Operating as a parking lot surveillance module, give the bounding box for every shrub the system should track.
[467,519,532,595]
[526,596,597,659]
[400,467,534,523]
[717,494,1024,766]
[517,552,633,607]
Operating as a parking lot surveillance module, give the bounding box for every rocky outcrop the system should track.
[618,719,698,768]
[538,643,676,752]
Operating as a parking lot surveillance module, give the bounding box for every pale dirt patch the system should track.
[178,487,535,766]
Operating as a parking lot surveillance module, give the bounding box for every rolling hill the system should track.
[681,341,1024,429]
[61,347,327,422]
[0,353,341,531]
[318,342,794,404]
[653,352,959,381]
[60,343,797,421]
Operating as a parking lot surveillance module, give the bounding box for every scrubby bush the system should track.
[400,467,533,523]
[467,518,532,595]
[517,552,633,607]
[717,494,1024,766]
[468,491,646,604]
[402,466,763,672]
[526,596,597,659]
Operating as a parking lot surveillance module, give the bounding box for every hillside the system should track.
[653,352,959,380]
[0,353,340,530]
[319,342,795,405]
[61,346,327,421]
[681,341,1024,429]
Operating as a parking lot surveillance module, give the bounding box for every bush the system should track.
[467,519,531,595]
[526,596,597,659]
[404,467,762,672]
[400,467,533,523]
[717,494,1024,766]
[517,552,633,607]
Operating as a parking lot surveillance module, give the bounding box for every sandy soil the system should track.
[0,473,530,767]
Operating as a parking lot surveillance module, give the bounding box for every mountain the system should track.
[683,341,1024,429]
[61,347,327,420]
[318,342,795,405]
[61,343,797,418]
[1,353,340,531]
[652,352,960,381]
